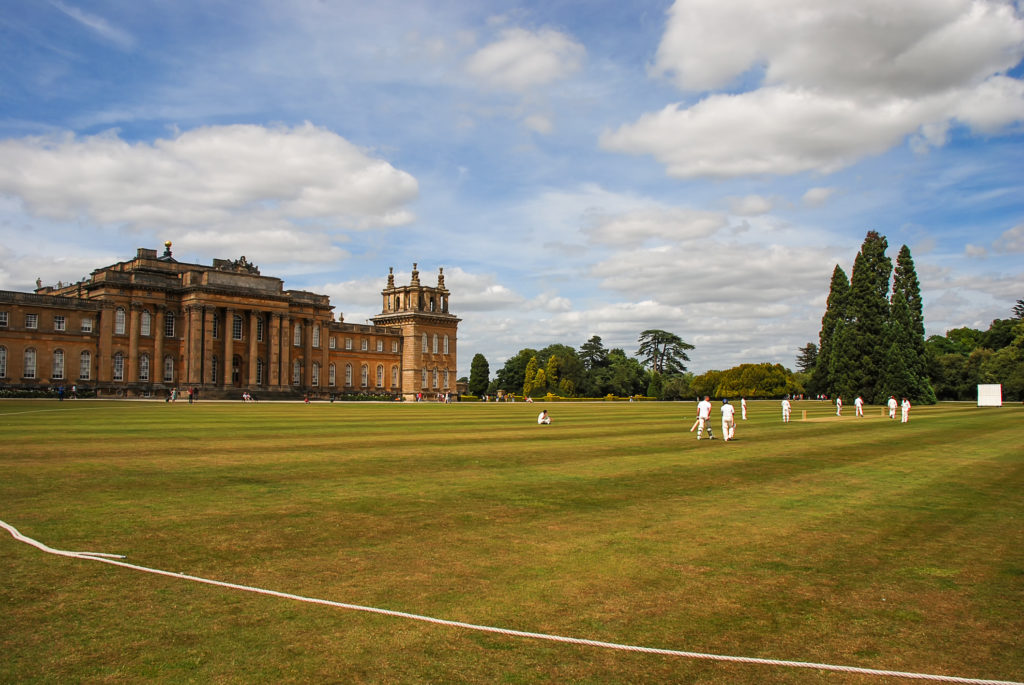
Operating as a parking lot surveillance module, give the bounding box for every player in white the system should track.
[901,397,911,423]
[696,395,714,440]
[854,396,864,417]
[887,395,898,419]
[836,396,842,416]
[537,410,551,425]
[721,399,736,441]
[741,397,747,420]
[781,398,792,423]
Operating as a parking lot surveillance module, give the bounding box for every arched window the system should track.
[140,311,151,336]
[432,334,438,354]
[233,314,243,341]
[345,363,353,386]
[293,324,302,347]
[361,364,368,387]
[313,325,320,348]
[112,351,124,381]
[114,307,126,335]
[329,363,336,387]
[80,350,91,380]
[444,335,449,355]
[292,359,301,385]
[376,364,384,387]
[391,365,399,387]
[163,355,174,383]
[139,353,150,381]
[164,311,175,338]
[256,358,264,385]
[52,349,65,380]
[422,333,428,353]
[312,361,320,386]
[24,348,37,378]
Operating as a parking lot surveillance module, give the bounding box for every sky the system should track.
[1,0,1023,379]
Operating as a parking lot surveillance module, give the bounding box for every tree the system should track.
[1013,299,1024,319]
[636,329,694,375]
[887,245,935,403]
[604,348,648,396]
[579,335,609,370]
[810,265,849,394]
[795,342,818,373]
[522,356,540,396]
[494,348,538,394]
[468,353,490,396]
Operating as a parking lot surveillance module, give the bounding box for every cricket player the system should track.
[901,398,911,423]
[696,395,714,440]
[836,396,842,416]
[854,396,864,417]
[888,395,898,419]
[741,397,747,420]
[721,399,736,441]
[781,398,792,423]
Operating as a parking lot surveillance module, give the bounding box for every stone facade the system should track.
[0,243,459,400]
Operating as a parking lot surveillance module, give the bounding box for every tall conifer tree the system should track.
[889,245,935,403]
[811,265,849,395]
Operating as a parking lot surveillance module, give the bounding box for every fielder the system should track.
[836,396,842,416]
[781,398,792,423]
[887,395,898,419]
[854,395,864,417]
[721,399,736,441]
[741,397,747,420]
[696,395,714,440]
[901,397,911,423]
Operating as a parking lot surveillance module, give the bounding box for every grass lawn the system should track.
[1,399,1022,684]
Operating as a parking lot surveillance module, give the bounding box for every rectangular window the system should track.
[81,317,93,332]
[0,311,8,327]
[212,314,219,339]
[26,313,38,329]
[329,336,336,349]
[163,356,173,382]
[0,347,7,378]
[139,354,150,381]
[79,351,91,380]
[164,312,175,338]
[52,350,64,379]
[392,341,398,353]
[376,340,383,352]
[54,315,66,332]
[112,354,124,381]
[256,316,264,342]
[345,338,352,350]
[313,326,321,348]
[24,349,36,379]
[361,339,368,351]
[140,312,151,337]
[232,315,243,341]
[293,324,301,347]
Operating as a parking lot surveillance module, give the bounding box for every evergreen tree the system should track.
[795,342,818,373]
[468,353,490,396]
[636,329,694,375]
[811,265,849,394]
[647,371,664,399]
[1013,299,1024,319]
[834,231,891,402]
[579,335,609,370]
[522,356,539,396]
[890,245,935,403]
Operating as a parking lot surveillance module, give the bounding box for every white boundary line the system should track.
[3,520,1021,684]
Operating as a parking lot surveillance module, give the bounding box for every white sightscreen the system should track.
[977,384,1003,407]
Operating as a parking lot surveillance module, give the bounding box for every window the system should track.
[24,348,37,379]
[421,368,427,388]
[112,352,124,381]
[0,311,7,327]
[292,360,301,385]
[80,351,91,380]
[376,340,383,352]
[212,314,220,339]
[391,366,398,387]
[392,340,398,353]
[312,362,320,386]
[233,314,243,341]
[430,297,435,312]
[361,338,368,351]
[422,333,428,353]
[139,353,150,381]
[52,350,64,379]
[54,315,66,332]
[329,363,336,386]
[313,325,320,348]
[444,335,449,355]
[164,312,174,338]
[376,364,383,387]
[211,356,218,383]
[444,369,449,387]
[163,356,174,383]
[140,311,151,336]
[114,308,125,335]
[256,315,264,342]
[82,317,93,333]
[0,346,7,377]
[432,334,438,354]
[293,323,301,347]
[26,313,38,330]
[361,364,368,387]
[345,363,352,386]
[329,336,336,349]
[256,358,264,385]
[432,368,438,388]
[345,338,352,350]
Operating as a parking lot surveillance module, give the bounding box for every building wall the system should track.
[0,247,458,399]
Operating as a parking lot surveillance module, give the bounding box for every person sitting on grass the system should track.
[537,410,551,425]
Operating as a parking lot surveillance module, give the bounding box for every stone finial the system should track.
[387,266,395,288]
[411,262,420,285]
[437,267,445,289]
[163,241,173,258]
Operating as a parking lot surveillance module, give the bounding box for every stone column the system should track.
[128,304,142,383]
[321,323,330,390]
[280,316,291,387]
[187,304,203,385]
[248,311,259,387]
[154,306,165,384]
[223,307,235,387]
[303,319,313,388]
[203,306,216,386]
[269,313,281,387]
[98,302,115,383]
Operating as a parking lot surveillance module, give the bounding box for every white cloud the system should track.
[609,0,1024,178]
[728,195,773,216]
[802,187,836,207]
[584,207,727,245]
[0,123,419,236]
[994,223,1024,252]
[51,1,136,51]
[965,243,989,258]
[465,27,585,92]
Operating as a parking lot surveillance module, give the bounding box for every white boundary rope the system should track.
[2,519,1020,685]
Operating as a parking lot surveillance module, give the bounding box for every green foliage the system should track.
[811,265,849,394]
[636,329,694,375]
[836,231,892,402]
[522,356,540,397]
[795,342,818,373]
[496,348,538,394]
[647,371,664,399]
[692,363,800,399]
[578,335,609,370]
[468,353,490,396]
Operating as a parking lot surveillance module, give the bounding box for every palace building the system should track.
[0,243,459,400]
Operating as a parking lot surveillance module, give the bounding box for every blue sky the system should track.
[1,0,1022,378]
